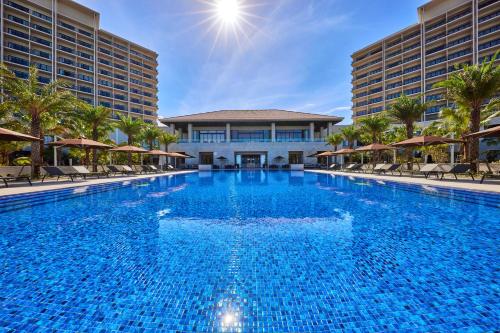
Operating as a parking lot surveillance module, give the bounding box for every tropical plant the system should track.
[382,126,408,145]
[159,132,178,152]
[434,52,500,170]
[115,115,145,164]
[142,124,162,150]
[340,125,360,149]
[141,124,162,163]
[0,65,78,177]
[77,104,113,170]
[358,115,390,144]
[387,94,431,167]
[326,133,343,151]
[359,115,390,164]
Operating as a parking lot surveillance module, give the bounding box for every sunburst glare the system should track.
[193,0,263,50]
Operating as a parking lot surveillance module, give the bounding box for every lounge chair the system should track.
[360,164,373,173]
[414,164,443,178]
[72,166,108,179]
[147,165,162,173]
[341,163,355,171]
[372,164,387,174]
[41,166,78,182]
[0,166,32,187]
[329,163,341,170]
[439,163,474,180]
[381,164,402,176]
[344,163,362,172]
[479,162,500,184]
[107,165,136,175]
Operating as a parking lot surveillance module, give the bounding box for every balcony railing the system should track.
[177,138,327,144]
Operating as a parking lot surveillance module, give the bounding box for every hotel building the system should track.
[0,0,159,123]
[351,0,500,122]
[160,109,343,169]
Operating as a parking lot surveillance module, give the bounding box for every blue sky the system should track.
[79,0,427,124]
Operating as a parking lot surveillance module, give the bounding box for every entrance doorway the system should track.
[235,152,267,169]
[241,154,261,168]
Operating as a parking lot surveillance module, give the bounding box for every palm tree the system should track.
[326,133,343,152]
[78,104,113,171]
[325,133,343,165]
[387,94,430,167]
[387,94,430,140]
[142,124,162,150]
[340,125,360,149]
[434,52,500,170]
[115,115,145,164]
[159,132,178,168]
[359,115,390,164]
[359,115,390,144]
[141,124,162,163]
[0,65,77,177]
[159,132,178,152]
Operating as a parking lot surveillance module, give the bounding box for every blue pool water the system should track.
[0,171,498,332]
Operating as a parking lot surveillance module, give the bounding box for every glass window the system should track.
[194,130,226,143]
[199,152,214,164]
[276,130,308,142]
[288,151,303,164]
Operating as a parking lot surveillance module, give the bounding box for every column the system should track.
[226,123,231,143]
[170,124,175,135]
[187,123,193,143]
[309,122,315,141]
[271,122,276,142]
[176,128,182,140]
[328,122,333,136]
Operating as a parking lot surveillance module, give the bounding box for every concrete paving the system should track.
[0,170,197,197]
[307,169,500,193]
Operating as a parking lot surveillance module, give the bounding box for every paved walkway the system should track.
[307,169,500,194]
[0,170,196,197]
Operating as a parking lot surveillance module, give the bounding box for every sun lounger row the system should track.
[327,162,491,181]
[40,165,170,182]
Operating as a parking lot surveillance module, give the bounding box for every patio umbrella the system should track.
[49,137,113,149]
[355,143,394,152]
[145,149,171,156]
[316,151,336,157]
[49,137,113,168]
[216,156,227,168]
[391,136,463,147]
[109,146,148,165]
[356,143,394,164]
[332,148,357,155]
[464,125,500,139]
[109,145,148,153]
[167,152,190,158]
[0,127,41,141]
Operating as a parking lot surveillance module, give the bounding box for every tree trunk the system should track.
[149,141,154,164]
[127,137,133,165]
[468,104,482,172]
[92,127,99,172]
[405,123,414,170]
[30,112,42,178]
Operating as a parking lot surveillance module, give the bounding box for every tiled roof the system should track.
[160,109,343,123]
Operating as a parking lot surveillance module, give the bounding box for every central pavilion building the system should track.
[160,109,343,169]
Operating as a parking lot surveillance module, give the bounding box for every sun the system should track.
[215,0,241,25]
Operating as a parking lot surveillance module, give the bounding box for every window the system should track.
[231,130,270,142]
[31,49,51,59]
[99,91,111,97]
[288,151,303,164]
[403,76,421,85]
[199,152,214,165]
[194,131,226,143]
[276,130,308,142]
[58,57,74,66]
[8,42,29,53]
[31,36,51,46]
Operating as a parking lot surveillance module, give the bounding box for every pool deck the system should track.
[0,169,498,197]
[307,169,500,194]
[0,170,197,197]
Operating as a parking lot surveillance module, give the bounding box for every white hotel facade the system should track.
[160,110,344,169]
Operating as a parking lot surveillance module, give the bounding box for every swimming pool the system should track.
[0,171,498,332]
